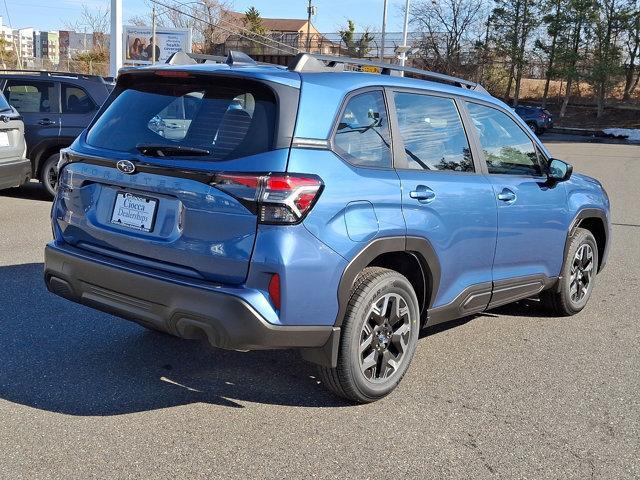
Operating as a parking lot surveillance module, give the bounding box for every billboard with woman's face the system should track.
[124,26,192,64]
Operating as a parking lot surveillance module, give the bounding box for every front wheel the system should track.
[40,153,59,198]
[319,267,420,403]
[542,227,598,316]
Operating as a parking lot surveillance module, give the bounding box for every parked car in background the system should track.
[0,89,29,190]
[45,53,610,403]
[514,105,554,135]
[0,71,113,196]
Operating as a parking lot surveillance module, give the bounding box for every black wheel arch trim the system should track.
[333,235,441,328]
[31,140,70,175]
[565,208,609,273]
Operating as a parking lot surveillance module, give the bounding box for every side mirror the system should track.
[548,158,573,183]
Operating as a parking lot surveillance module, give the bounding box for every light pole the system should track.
[379,0,388,61]
[152,5,157,64]
[400,0,410,66]
[110,0,123,77]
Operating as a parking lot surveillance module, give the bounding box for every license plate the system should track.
[110,192,158,232]
[0,131,9,147]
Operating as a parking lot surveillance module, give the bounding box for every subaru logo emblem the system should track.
[116,160,136,174]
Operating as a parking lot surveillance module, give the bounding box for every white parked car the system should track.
[0,89,29,190]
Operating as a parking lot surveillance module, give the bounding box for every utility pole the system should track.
[110,0,123,77]
[380,0,388,61]
[306,0,316,52]
[399,0,410,66]
[151,4,157,64]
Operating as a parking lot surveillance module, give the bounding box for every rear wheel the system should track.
[319,267,420,403]
[542,228,598,316]
[40,153,59,198]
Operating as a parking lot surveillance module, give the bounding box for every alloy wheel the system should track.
[570,243,594,303]
[45,163,58,195]
[358,293,412,383]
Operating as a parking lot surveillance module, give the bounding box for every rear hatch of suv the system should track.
[0,92,27,189]
[54,68,300,284]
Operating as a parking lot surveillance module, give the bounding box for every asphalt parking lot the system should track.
[0,141,638,479]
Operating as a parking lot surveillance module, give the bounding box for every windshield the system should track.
[86,75,277,161]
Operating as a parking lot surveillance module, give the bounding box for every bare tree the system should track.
[410,0,485,76]
[64,4,110,50]
[155,0,231,53]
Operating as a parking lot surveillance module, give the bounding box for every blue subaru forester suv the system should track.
[44,52,611,403]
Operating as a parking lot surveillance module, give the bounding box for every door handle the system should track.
[497,188,517,203]
[38,119,56,126]
[409,185,436,203]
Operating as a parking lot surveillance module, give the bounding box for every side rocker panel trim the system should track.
[425,274,559,327]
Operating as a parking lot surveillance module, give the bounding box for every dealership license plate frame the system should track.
[110,191,159,232]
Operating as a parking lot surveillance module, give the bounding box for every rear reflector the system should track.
[268,273,281,310]
[211,173,323,224]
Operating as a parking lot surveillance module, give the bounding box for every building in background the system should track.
[215,12,337,64]
[47,31,59,63]
[15,28,35,60]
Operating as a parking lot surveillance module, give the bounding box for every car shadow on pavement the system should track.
[0,263,347,416]
[0,182,50,202]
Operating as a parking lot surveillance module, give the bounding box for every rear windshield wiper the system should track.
[136,143,210,157]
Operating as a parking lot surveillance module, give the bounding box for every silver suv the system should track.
[0,89,29,190]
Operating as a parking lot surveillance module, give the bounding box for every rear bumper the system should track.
[0,158,30,189]
[44,243,336,353]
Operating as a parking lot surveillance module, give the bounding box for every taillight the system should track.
[211,173,323,224]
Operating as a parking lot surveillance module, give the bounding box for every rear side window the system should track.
[333,90,392,168]
[5,80,57,113]
[466,102,542,176]
[62,84,97,114]
[394,92,473,172]
[0,91,11,112]
[86,75,276,161]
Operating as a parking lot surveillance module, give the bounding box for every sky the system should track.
[1,0,411,33]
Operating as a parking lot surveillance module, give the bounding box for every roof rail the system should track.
[288,53,486,92]
[0,69,111,83]
[165,50,258,67]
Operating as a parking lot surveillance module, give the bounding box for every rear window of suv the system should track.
[86,74,277,161]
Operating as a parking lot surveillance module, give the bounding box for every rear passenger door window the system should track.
[61,84,97,114]
[465,102,543,176]
[393,92,473,172]
[333,90,392,168]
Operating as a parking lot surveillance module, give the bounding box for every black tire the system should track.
[319,267,420,403]
[40,153,59,198]
[542,227,598,316]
